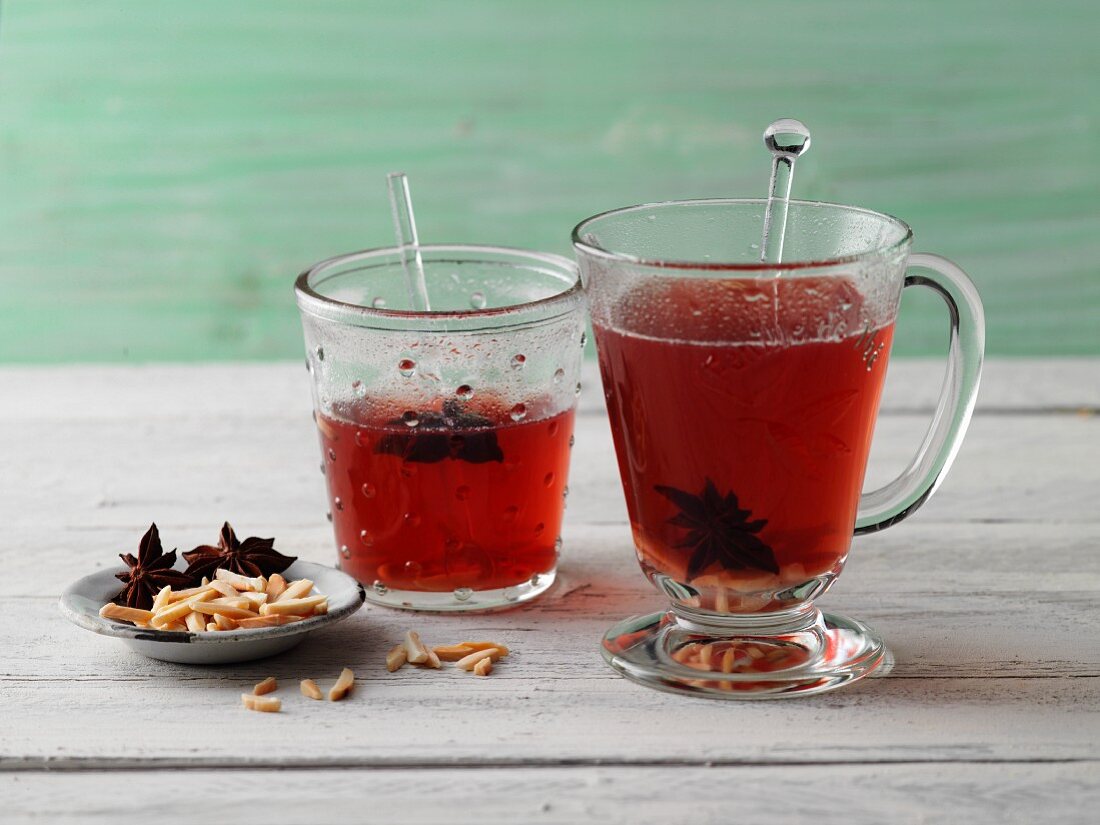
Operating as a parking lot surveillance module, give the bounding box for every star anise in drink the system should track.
[114,523,195,609]
[182,522,296,581]
[375,399,505,464]
[655,479,778,581]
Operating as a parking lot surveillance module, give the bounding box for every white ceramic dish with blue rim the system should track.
[59,560,366,665]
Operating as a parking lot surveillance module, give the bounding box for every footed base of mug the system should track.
[354,567,557,612]
[600,606,889,699]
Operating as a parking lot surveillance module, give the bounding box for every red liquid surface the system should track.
[594,276,893,607]
[317,399,573,591]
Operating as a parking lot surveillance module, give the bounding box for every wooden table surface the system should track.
[2,359,1098,823]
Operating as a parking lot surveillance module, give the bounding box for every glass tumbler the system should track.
[574,199,985,697]
[296,245,585,611]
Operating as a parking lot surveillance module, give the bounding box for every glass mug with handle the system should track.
[574,199,984,698]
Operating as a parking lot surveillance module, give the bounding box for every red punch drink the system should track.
[593,276,893,612]
[317,398,574,593]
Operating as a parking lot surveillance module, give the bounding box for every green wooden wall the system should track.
[1,0,1097,362]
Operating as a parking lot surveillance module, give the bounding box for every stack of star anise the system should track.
[113,522,296,609]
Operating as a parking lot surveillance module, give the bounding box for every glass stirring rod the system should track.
[387,171,432,311]
[759,119,812,264]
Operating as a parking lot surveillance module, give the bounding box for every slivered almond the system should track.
[240,591,269,608]
[209,581,240,600]
[432,644,476,662]
[328,667,354,701]
[99,604,154,625]
[300,679,323,700]
[455,648,503,671]
[253,676,278,695]
[267,574,287,601]
[151,590,216,627]
[215,568,266,592]
[386,644,407,672]
[205,622,219,632]
[420,648,441,669]
[151,585,173,613]
[275,579,314,602]
[403,630,429,664]
[699,643,714,667]
[166,584,215,603]
[235,614,304,629]
[189,601,258,620]
[473,656,493,676]
[241,693,281,713]
[459,641,510,656]
[260,595,326,616]
[184,611,206,633]
[214,613,239,631]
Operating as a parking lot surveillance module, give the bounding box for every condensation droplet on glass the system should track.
[563,485,570,499]
[362,483,376,498]
[352,380,367,398]
[360,529,373,546]
[510,353,526,370]
[372,296,387,309]
[569,434,575,448]
[404,512,421,527]
[510,403,527,422]
[397,358,416,377]
[529,573,541,586]
[403,560,422,578]
[314,345,325,362]
[340,545,350,559]
[372,580,388,595]
[553,367,565,383]
[503,505,519,522]
[548,420,559,437]
[334,497,343,511]
[503,588,519,602]
[454,587,472,601]
[555,536,563,552]
[325,511,332,522]
[579,331,587,348]
[455,384,474,400]
[305,358,311,373]
[469,291,487,309]
[543,472,555,487]
[534,522,545,536]
[401,465,417,479]
[355,430,367,448]
[574,382,582,396]
[327,448,336,461]
[455,484,471,501]
[402,411,419,427]
[319,462,326,475]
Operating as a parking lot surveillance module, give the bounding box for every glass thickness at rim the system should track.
[295,243,582,327]
[571,198,914,272]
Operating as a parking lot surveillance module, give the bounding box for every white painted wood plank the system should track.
[0,360,1096,793]
[0,358,1097,423]
[2,577,1098,768]
[4,764,1099,825]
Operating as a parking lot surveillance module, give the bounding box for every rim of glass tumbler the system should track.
[571,198,914,273]
[295,243,583,329]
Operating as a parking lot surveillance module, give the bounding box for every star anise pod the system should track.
[182,522,296,581]
[114,523,195,609]
[655,479,778,581]
[375,399,505,464]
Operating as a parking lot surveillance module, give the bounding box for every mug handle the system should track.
[854,253,986,534]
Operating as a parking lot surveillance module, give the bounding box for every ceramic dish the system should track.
[59,560,366,664]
